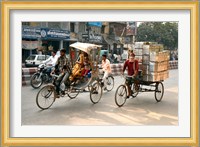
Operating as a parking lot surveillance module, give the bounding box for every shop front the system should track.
[22,26,70,62]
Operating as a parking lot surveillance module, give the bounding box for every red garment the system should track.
[81,69,90,76]
[123,60,139,76]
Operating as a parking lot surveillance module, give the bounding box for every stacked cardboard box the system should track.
[133,42,144,64]
[142,44,169,82]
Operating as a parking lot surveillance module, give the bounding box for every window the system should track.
[37,55,49,61]
[26,55,36,60]
[101,25,105,34]
[70,23,75,32]
[37,56,44,61]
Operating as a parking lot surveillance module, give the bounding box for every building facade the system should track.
[22,22,137,62]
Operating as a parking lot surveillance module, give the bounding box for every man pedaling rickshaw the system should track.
[121,53,139,98]
[51,49,71,98]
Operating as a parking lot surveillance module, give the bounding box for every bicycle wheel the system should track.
[106,76,114,92]
[67,88,80,99]
[115,85,127,107]
[36,85,55,110]
[30,73,43,89]
[155,82,164,102]
[90,81,102,104]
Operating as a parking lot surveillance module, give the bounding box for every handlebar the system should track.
[50,73,59,78]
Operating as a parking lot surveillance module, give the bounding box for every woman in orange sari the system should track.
[69,51,86,81]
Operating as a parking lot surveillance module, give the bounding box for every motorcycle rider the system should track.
[52,49,70,98]
[43,50,59,66]
[42,50,59,74]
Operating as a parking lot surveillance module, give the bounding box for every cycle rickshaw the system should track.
[115,73,164,107]
[36,42,114,110]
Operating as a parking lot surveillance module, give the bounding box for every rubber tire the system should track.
[155,82,164,102]
[115,85,127,107]
[106,76,114,92]
[30,73,43,89]
[90,82,102,104]
[36,85,56,110]
[67,88,80,99]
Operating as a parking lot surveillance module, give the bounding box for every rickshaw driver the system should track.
[122,53,139,98]
[51,49,70,98]
[101,54,111,91]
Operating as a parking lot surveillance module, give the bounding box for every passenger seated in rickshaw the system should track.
[81,56,91,79]
[69,51,89,81]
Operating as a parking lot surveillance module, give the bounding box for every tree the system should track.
[136,22,178,50]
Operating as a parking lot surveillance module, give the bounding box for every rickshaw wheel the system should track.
[155,82,164,102]
[36,85,56,110]
[115,85,127,107]
[132,84,139,98]
[90,81,102,104]
[67,88,80,99]
[106,76,114,92]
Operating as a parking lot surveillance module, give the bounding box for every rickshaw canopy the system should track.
[70,42,102,54]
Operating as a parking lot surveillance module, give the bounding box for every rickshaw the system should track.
[115,73,164,107]
[36,42,114,110]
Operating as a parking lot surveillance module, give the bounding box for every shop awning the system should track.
[22,40,41,50]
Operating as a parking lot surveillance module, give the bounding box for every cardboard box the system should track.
[134,49,143,56]
[143,44,164,55]
[139,63,143,70]
[143,70,169,82]
[142,65,150,75]
[149,61,169,72]
[159,70,169,80]
[143,45,150,55]
[143,72,160,82]
[135,42,144,48]
[142,55,150,64]
[135,55,142,62]
[150,50,170,62]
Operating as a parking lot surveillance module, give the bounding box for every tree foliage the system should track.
[136,22,178,50]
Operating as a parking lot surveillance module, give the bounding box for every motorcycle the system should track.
[30,64,53,89]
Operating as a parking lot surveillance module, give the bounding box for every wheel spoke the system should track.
[115,85,127,107]
[36,85,55,110]
[90,82,102,104]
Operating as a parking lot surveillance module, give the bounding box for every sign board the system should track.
[88,22,102,27]
[22,26,70,39]
[89,34,102,42]
[82,33,102,43]
[82,33,89,38]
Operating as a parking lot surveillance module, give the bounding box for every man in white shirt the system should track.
[43,50,59,66]
[101,54,111,91]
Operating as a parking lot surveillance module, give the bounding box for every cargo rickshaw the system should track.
[36,42,114,110]
[115,72,164,107]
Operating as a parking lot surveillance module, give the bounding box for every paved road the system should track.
[22,69,178,125]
